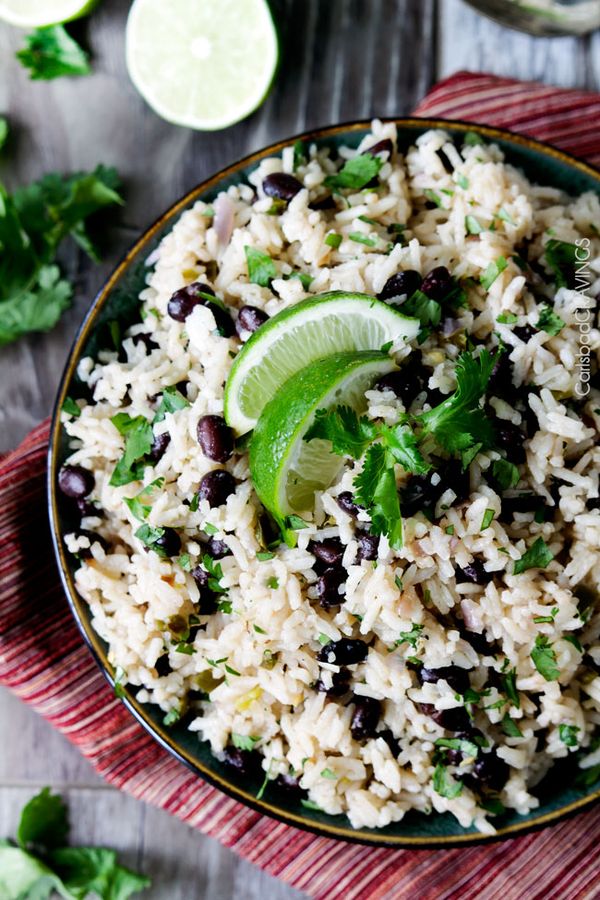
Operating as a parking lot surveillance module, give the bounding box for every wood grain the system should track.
[0,2,596,896]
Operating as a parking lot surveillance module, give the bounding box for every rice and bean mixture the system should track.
[58,123,600,833]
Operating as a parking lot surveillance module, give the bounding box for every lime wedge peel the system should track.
[249,352,396,523]
[125,0,279,131]
[0,0,97,27]
[225,292,419,435]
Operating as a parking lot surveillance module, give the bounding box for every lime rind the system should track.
[125,0,279,131]
[225,292,419,434]
[249,351,396,522]
[0,0,97,26]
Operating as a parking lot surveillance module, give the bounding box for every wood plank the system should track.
[439,0,596,91]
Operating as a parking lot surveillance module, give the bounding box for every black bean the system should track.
[439,458,471,505]
[356,533,379,562]
[204,537,230,559]
[153,528,181,557]
[400,475,437,518]
[167,282,234,336]
[375,354,428,409]
[494,420,527,464]
[472,750,509,791]
[436,147,454,174]
[317,639,368,666]
[350,696,382,741]
[191,565,218,615]
[167,282,215,321]
[197,415,234,463]
[461,629,498,657]
[488,353,516,402]
[155,653,173,677]
[74,530,110,559]
[274,773,306,799]
[418,702,471,732]
[235,305,269,337]
[309,194,337,211]
[131,332,159,353]
[315,566,347,609]
[58,464,95,499]
[377,729,401,757]
[419,666,471,695]
[513,325,536,343]
[363,138,394,159]
[149,431,171,463]
[197,470,236,508]
[421,266,454,301]
[75,498,101,518]
[336,492,362,517]
[587,497,600,511]
[377,270,422,303]
[521,388,540,438]
[221,746,261,778]
[445,728,484,765]
[455,560,492,586]
[500,493,544,519]
[263,172,303,201]
[309,538,344,568]
[315,667,351,697]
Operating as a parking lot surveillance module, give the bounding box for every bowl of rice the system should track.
[48,118,600,846]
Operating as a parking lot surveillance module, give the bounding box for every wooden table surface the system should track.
[0,2,598,896]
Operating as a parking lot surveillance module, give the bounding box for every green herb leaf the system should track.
[152,385,189,424]
[398,289,441,339]
[17,788,68,851]
[464,131,484,147]
[253,624,267,634]
[163,708,181,727]
[531,634,560,681]
[496,312,518,324]
[480,796,506,816]
[325,232,342,249]
[113,666,127,699]
[558,724,579,747]
[395,623,423,650]
[424,188,443,208]
[0,117,7,151]
[456,174,469,189]
[304,405,376,458]
[348,231,377,247]
[481,508,495,530]
[202,554,227,594]
[480,256,508,290]
[575,764,600,788]
[232,733,260,751]
[320,768,338,780]
[533,606,558,624]
[432,764,463,799]
[535,304,565,337]
[17,25,91,81]
[354,445,403,549]
[492,459,520,490]
[514,537,554,575]
[0,264,72,347]
[256,551,275,561]
[293,140,307,170]
[435,737,479,758]
[266,576,279,589]
[300,798,323,812]
[563,634,583,653]
[285,514,309,530]
[465,215,483,235]
[134,524,166,556]
[502,714,523,737]
[324,154,383,191]
[110,414,153,487]
[61,396,81,418]
[244,246,277,287]
[501,666,520,708]
[544,239,577,289]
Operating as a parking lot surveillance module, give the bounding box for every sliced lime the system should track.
[125,0,279,131]
[0,0,97,27]
[249,352,395,523]
[225,292,419,434]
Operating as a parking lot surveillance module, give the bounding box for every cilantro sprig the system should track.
[324,153,383,191]
[0,788,149,899]
[17,25,91,81]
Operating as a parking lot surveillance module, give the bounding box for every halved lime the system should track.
[0,0,97,27]
[249,352,395,523]
[225,292,419,434]
[125,0,279,131]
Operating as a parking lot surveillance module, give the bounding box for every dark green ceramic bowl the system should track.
[48,118,600,847]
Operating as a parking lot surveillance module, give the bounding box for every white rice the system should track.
[60,121,600,834]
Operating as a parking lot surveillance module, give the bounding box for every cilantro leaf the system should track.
[17,788,69,851]
[502,666,520,708]
[324,153,383,191]
[134,524,168,556]
[531,634,560,681]
[380,424,430,474]
[395,623,423,649]
[348,232,377,247]
[17,25,91,81]
[325,232,342,249]
[61,396,81,418]
[354,446,403,549]
[501,714,523,737]
[535,304,565,336]
[152,386,189,424]
[544,239,578,289]
[401,289,441,340]
[435,737,479,758]
[110,414,153,486]
[418,349,497,454]
[201,554,227,594]
[558,724,579,747]
[50,846,150,900]
[0,117,7,151]
[432,764,463,799]
[0,264,72,346]
[232,734,260,751]
[514,537,554,574]
[245,246,277,286]
[480,256,508,290]
[492,459,520,490]
[465,215,483,235]
[304,405,376,457]
[0,845,68,900]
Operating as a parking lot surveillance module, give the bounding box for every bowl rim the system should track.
[48,115,600,849]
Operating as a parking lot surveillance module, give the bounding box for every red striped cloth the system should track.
[2,73,600,900]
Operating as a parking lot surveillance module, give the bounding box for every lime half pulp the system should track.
[125,0,279,130]
[0,0,97,26]
[249,352,395,524]
[225,292,419,435]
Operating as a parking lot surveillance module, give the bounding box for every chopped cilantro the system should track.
[480,256,508,290]
[163,708,181,726]
[109,413,153,486]
[177,553,192,572]
[514,537,554,575]
[17,24,91,80]
[201,554,227,594]
[464,131,484,146]
[558,724,579,747]
[533,607,558,624]
[244,246,277,287]
[394,574,403,590]
[320,768,338,780]
[317,633,331,645]
[300,798,323,812]
[0,117,7,151]
[496,312,518,324]
[289,272,313,290]
[253,624,267,634]
[480,796,506,816]
[401,289,442,339]
[124,477,164,522]
[266,198,286,215]
[456,174,469,189]
[465,215,483,235]
[544,239,577,288]
[153,385,189,423]
[348,232,377,247]
[224,664,240,676]
[285,514,309,530]
[535,304,565,337]
[481,508,495,530]
[445,525,454,535]
[502,714,523,737]
[293,140,307,170]
[203,522,218,535]
[134,524,167,556]
[531,634,560,681]
[113,665,127,699]
[266,576,279,589]
[435,737,479,758]
[563,634,583,653]
[492,459,520,490]
[175,642,195,655]
[497,208,515,225]
[395,623,423,650]
[325,232,342,249]
[324,154,383,191]
[423,188,443,208]
[256,551,275,561]
[232,733,260,751]
[575,764,600,788]
[432,764,462,799]
[61,396,81,418]
[188,492,200,513]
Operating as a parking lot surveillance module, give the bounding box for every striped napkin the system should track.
[2,72,600,900]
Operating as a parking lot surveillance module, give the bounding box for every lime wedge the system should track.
[225,292,419,435]
[125,0,279,131]
[0,0,97,26]
[249,352,395,523]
